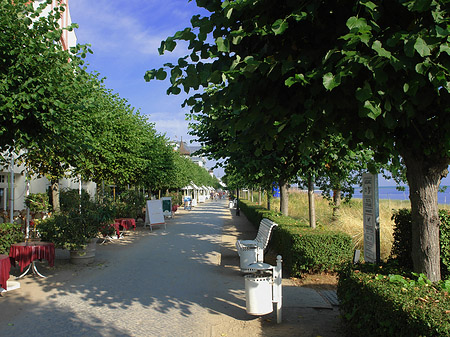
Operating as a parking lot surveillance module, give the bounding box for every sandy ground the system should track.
[0,203,343,337]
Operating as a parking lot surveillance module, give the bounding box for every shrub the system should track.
[338,262,450,336]
[390,208,413,269]
[114,190,146,219]
[25,192,50,213]
[390,208,450,278]
[39,193,115,251]
[0,222,24,254]
[275,226,353,275]
[166,191,183,206]
[239,200,353,276]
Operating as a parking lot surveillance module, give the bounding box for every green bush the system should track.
[338,262,450,336]
[114,190,146,219]
[39,192,115,251]
[276,226,353,275]
[239,200,353,276]
[390,208,414,270]
[166,191,183,206]
[25,192,50,213]
[390,208,450,278]
[0,222,24,254]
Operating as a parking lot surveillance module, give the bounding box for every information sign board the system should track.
[145,200,165,226]
[362,173,381,263]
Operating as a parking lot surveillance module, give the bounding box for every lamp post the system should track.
[236,188,240,216]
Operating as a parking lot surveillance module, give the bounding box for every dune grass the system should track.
[250,190,416,260]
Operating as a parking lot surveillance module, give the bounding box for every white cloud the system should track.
[71,0,197,58]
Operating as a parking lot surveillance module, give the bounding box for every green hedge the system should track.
[0,222,24,255]
[338,263,450,336]
[391,209,450,278]
[239,200,353,276]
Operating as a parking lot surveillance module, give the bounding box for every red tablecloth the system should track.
[9,242,55,272]
[0,254,11,290]
[114,218,136,236]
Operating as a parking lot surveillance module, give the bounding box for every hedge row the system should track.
[391,208,450,278]
[239,200,353,276]
[0,222,24,255]
[338,263,450,336]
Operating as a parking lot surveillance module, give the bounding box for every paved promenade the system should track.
[0,199,341,336]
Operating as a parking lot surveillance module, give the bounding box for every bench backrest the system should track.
[255,218,278,250]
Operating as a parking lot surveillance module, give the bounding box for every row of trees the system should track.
[147,0,450,281]
[0,0,218,211]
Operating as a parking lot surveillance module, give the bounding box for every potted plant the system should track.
[39,189,115,264]
[24,192,50,239]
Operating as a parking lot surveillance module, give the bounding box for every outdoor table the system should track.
[9,242,55,278]
[114,218,136,238]
[0,254,11,290]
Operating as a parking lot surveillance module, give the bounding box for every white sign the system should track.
[145,200,165,230]
[362,173,380,263]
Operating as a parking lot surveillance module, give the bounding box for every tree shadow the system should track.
[1,200,259,335]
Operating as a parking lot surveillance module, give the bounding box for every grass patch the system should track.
[248,190,418,261]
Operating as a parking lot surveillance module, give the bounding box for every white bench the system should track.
[236,218,278,272]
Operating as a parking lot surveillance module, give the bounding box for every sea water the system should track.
[351,186,450,205]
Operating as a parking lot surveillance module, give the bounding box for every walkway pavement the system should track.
[0,199,342,336]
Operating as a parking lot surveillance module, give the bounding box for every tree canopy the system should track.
[147,0,450,281]
[1,0,219,210]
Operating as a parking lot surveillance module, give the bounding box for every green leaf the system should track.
[404,38,415,57]
[439,44,450,56]
[355,82,372,102]
[414,37,431,57]
[372,40,391,58]
[272,19,289,35]
[407,0,432,12]
[156,69,167,81]
[191,52,199,62]
[365,129,375,139]
[346,17,368,31]
[360,1,377,11]
[363,100,382,119]
[323,72,340,90]
[216,37,230,53]
[415,62,429,74]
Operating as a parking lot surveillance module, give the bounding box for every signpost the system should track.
[144,200,166,231]
[362,173,381,263]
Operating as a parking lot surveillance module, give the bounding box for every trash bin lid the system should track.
[247,262,273,271]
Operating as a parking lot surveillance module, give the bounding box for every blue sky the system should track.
[70,0,205,143]
[70,0,226,176]
[69,1,450,186]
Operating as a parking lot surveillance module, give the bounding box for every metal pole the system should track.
[79,176,82,213]
[9,155,14,223]
[275,255,283,323]
[236,188,240,216]
[26,173,30,239]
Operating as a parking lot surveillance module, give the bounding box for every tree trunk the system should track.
[308,176,316,229]
[258,187,262,205]
[403,151,449,282]
[267,189,271,210]
[51,179,60,213]
[332,189,341,218]
[280,181,289,216]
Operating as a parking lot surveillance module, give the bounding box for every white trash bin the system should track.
[245,273,273,315]
[245,263,273,315]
